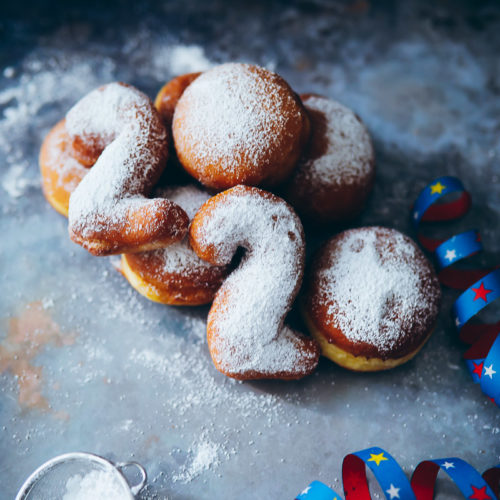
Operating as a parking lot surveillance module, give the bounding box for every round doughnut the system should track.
[189,185,320,380]
[154,72,202,185]
[121,185,229,306]
[302,226,441,371]
[283,94,375,224]
[39,119,89,217]
[172,63,310,190]
[154,72,201,128]
[65,82,189,256]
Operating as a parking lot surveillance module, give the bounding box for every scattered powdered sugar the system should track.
[0,55,115,201]
[298,95,373,187]
[126,314,286,477]
[316,227,440,353]
[2,164,39,198]
[168,45,213,74]
[63,468,126,500]
[193,187,316,375]
[173,63,300,179]
[66,83,168,239]
[172,435,221,483]
[148,43,213,81]
[0,37,215,203]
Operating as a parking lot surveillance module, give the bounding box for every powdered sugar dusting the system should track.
[193,187,317,375]
[299,95,373,187]
[173,63,299,180]
[316,227,440,353]
[63,469,125,500]
[66,82,169,242]
[160,186,212,274]
[152,185,221,274]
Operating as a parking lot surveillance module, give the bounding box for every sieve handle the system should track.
[115,461,147,496]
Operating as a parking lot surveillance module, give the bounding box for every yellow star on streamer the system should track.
[367,452,388,466]
[429,181,446,195]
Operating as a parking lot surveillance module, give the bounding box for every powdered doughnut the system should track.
[173,63,310,190]
[189,185,320,380]
[40,119,89,217]
[154,73,202,184]
[154,72,201,128]
[66,82,189,256]
[283,94,375,224]
[302,227,441,371]
[121,185,229,306]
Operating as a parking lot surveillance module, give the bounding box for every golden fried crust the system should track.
[39,119,89,217]
[121,251,228,306]
[154,73,203,185]
[154,72,201,127]
[69,198,190,256]
[302,304,433,372]
[173,64,310,191]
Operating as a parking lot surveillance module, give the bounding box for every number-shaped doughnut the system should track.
[189,185,320,380]
[121,185,229,306]
[66,82,189,256]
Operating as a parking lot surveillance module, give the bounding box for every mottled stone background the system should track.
[0,1,499,498]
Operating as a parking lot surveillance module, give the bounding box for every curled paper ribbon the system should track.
[412,176,500,405]
[296,446,499,500]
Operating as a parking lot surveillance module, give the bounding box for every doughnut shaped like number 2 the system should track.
[67,82,188,256]
[190,185,319,380]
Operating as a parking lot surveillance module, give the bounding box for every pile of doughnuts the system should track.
[40,62,441,380]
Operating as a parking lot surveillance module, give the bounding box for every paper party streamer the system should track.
[295,446,499,499]
[412,176,500,405]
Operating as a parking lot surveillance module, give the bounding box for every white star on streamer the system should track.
[442,461,455,469]
[301,486,311,495]
[413,211,419,220]
[386,483,400,499]
[444,249,457,262]
[484,364,496,379]
[455,317,461,327]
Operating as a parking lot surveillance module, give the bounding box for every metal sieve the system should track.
[15,452,147,500]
